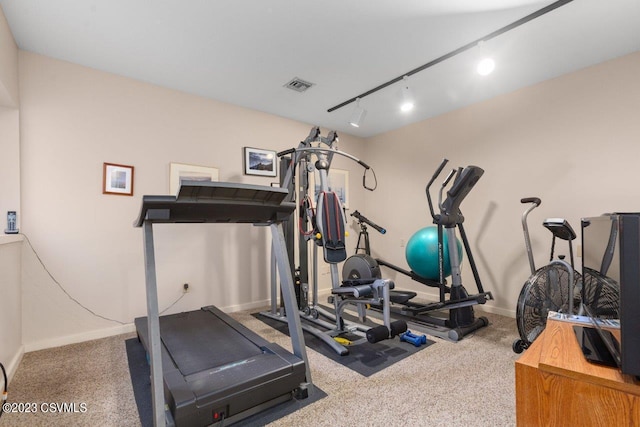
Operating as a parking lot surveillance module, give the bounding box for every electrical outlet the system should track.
[400,239,405,248]
[183,283,190,293]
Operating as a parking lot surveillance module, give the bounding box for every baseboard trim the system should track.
[411,288,516,318]
[23,300,271,352]
[2,345,25,388]
[474,304,515,318]
[222,299,271,313]
[20,291,513,353]
[24,323,136,352]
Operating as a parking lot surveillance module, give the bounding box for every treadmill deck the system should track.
[135,306,306,426]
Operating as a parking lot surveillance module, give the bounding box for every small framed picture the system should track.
[243,147,277,177]
[103,162,134,196]
[169,162,219,195]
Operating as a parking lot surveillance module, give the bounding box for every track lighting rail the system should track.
[327,0,574,113]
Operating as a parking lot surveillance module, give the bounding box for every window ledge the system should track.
[0,234,23,245]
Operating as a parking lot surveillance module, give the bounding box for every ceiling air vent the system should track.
[284,77,314,93]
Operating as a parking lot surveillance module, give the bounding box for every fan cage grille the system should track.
[516,265,581,346]
[581,267,620,319]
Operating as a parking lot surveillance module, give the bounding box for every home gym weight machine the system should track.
[261,127,407,355]
[343,159,493,341]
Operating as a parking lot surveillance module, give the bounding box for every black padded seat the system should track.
[389,290,418,304]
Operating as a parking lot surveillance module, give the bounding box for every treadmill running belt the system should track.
[160,310,262,377]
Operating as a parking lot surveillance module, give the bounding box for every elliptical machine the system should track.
[343,159,493,341]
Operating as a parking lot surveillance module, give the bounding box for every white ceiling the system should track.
[1,0,639,138]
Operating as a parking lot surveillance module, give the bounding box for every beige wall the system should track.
[0,108,21,370]
[0,106,20,220]
[18,51,368,349]
[364,51,640,316]
[0,4,20,221]
[0,5,22,385]
[0,5,18,107]
[0,239,22,383]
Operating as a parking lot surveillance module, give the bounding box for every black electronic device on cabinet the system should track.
[581,213,640,379]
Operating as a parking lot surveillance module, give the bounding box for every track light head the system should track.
[475,40,495,76]
[400,76,414,112]
[477,57,495,76]
[349,98,367,127]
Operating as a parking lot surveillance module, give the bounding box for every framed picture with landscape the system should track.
[103,162,134,196]
[243,147,277,177]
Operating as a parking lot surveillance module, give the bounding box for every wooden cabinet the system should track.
[515,318,640,426]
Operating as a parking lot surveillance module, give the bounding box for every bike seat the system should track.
[543,218,576,241]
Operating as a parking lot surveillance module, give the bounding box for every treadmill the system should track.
[134,181,313,427]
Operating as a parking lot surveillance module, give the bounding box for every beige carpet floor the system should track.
[1,309,520,427]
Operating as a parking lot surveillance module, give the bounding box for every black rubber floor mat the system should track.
[125,337,326,427]
[253,309,434,377]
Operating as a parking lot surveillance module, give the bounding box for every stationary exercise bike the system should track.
[512,197,582,353]
[343,159,493,341]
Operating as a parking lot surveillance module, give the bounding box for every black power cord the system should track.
[0,361,7,419]
[21,233,187,324]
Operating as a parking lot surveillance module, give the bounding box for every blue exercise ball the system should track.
[405,226,463,280]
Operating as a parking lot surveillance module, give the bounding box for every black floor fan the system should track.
[581,267,619,319]
[514,260,581,353]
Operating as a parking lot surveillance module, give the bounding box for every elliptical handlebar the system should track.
[438,169,457,212]
[426,158,484,225]
[521,196,541,274]
[426,158,449,219]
